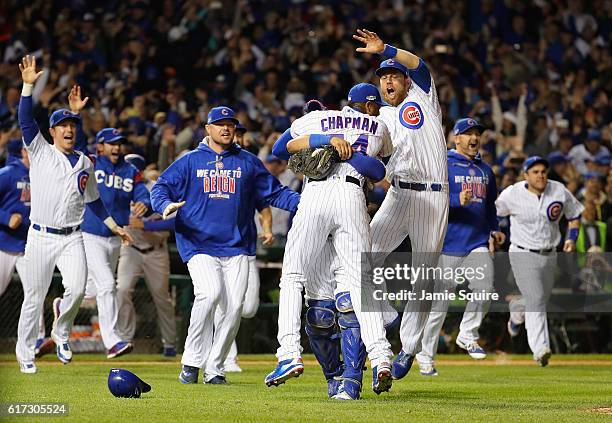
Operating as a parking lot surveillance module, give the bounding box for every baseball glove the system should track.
[288,145,341,180]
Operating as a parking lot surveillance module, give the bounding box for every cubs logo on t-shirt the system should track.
[77,171,89,195]
[399,102,424,129]
[546,201,563,221]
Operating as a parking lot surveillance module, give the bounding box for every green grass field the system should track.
[1,354,611,422]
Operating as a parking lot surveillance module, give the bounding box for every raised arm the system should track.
[18,55,44,145]
[353,29,420,69]
[68,85,90,153]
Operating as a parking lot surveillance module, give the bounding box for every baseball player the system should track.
[353,29,449,380]
[81,127,150,359]
[265,83,396,396]
[15,56,131,373]
[415,118,504,376]
[497,156,583,366]
[150,106,300,385]
[115,154,177,357]
[219,206,274,372]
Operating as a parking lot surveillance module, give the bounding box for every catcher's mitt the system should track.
[288,145,341,179]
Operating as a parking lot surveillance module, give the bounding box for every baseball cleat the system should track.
[535,348,552,367]
[35,338,55,359]
[206,375,228,385]
[107,342,133,359]
[455,339,487,360]
[391,350,414,380]
[19,361,37,374]
[179,365,199,384]
[264,358,304,387]
[418,362,438,376]
[507,319,521,337]
[50,330,72,364]
[223,361,242,373]
[333,378,361,400]
[163,347,177,358]
[372,362,392,394]
[327,377,343,398]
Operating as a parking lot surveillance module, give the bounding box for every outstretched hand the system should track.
[19,55,44,85]
[68,85,89,113]
[353,29,385,54]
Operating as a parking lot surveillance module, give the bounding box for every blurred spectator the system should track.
[577,200,608,253]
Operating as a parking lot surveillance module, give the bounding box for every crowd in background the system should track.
[0,0,610,251]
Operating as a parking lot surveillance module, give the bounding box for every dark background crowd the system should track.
[0,0,610,253]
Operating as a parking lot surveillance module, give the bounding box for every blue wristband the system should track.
[381,44,398,60]
[309,134,332,148]
[567,228,578,242]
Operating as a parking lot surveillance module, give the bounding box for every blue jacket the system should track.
[0,158,31,253]
[151,141,300,262]
[443,150,498,254]
[82,155,151,237]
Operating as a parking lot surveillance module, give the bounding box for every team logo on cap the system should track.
[366,95,377,101]
[221,108,229,116]
[467,118,476,126]
[399,102,424,129]
[387,60,395,65]
[63,110,71,116]
[77,171,89,195]
[546,201,563,221]
[113,129,120,135]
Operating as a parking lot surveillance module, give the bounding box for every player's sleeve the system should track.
[150,157,188,215]
[83,167,100,204]
[271,129,293,160]
[144,217,175,232]
[347,153,386,182]
[495,185,512,217]
[18,94,45,156]
[0,173,13,226]
[253,159,300,213]
[408,59,432,95]
[563,186,585,220]
[132,172,152,208]
[486,168,499,231]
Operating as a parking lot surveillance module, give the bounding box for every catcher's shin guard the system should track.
[304,300,343,381]
[335,292,367,394]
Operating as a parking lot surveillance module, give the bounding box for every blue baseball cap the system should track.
[96,128,125,144]
[453,118,484,135]
[6,139,23,156]
[347,83,386,106]
[108,368,151,398]
[584,171,604,180]
[547,151,568,166]
[207,106,239,125]
[235,122,247,133]
[124,154,146,171]
[523,156,549,172]
[587,129,602,142]
[375,59,409,77]
[595,152,611,166]
[49,108,81,128]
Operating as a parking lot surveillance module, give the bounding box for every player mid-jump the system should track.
[15,56,131,374]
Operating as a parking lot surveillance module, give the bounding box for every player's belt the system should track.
[32,224,80,235]
[516,244,554,254]
[309,175,361,187]
[391,180,443,192]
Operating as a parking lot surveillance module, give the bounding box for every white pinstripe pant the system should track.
[276,179,392,366]
[16,228,87,363]
[416,247,493,365]
[217,255,259,365]
[371,185,449,355]
[0,250,46,342]
[183,254,249,380]
[83,232,123,349]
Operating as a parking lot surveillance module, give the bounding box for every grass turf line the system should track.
[1,354,611,422]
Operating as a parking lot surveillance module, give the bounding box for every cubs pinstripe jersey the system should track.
[380,59,447,184]
[496,180,584,250]
[289,106,393,182]
[24,132,99,228]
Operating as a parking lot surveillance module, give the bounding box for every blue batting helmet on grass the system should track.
[108,368,151,398]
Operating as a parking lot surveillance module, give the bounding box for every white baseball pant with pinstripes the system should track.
[217,255,259,366]
[276,179,392,366]
[508,245,556,359]
[0,250,45,341]
[16,228,87,363]
[370,184,449,356]
[183,254,249,381]
[115,244,177,349]
[416,247,493,365]
[82,232,124,349]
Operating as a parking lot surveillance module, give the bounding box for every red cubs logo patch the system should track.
[547,201,563,221]
[399,102,424,129]
[77,171,89,195]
